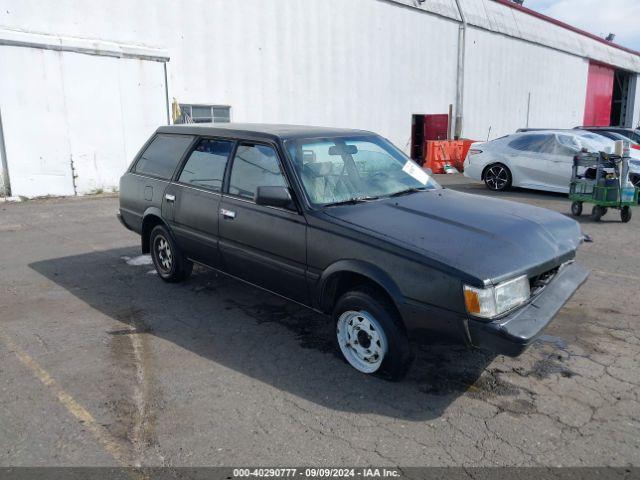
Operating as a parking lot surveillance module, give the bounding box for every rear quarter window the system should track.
[133,134,194,179]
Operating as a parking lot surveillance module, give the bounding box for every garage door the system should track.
[0,45,168,197]
[583,61,614,127]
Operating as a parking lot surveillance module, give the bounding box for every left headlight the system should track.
[463,275,530,319]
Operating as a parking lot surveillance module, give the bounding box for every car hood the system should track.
[323,189,583,286]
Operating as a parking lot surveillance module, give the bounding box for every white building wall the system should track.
[463,27,589,140]
[0,44,167,197]
[0,0,639,197]
[163,0,459,149]
[461,0,640,73]
[0,0,461,198]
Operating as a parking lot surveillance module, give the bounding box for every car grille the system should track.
[529,266,560,297]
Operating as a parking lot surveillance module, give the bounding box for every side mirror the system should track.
[255,186,294,209]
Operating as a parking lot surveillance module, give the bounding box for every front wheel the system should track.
[484,164,512,191]
[150,225,193,282]
[571,201,583,216]
[333,287,412,380]
[621,206,632,223]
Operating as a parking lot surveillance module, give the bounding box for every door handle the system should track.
[165,194,175,202]
[220,208,236,219]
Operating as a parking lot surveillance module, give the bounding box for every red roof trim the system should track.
[492,0,640,58]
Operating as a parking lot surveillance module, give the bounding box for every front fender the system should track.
[317,259,404,312]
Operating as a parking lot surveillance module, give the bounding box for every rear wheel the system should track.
[591,205,605,222]
[484,164,512,191]
[571,201,583,216]
[621,206,632,223]
[333,286,412,380]
[150,225,193,282]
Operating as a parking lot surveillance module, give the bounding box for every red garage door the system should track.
[583,62,614,126]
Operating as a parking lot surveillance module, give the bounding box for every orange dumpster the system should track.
[423,140,475,173]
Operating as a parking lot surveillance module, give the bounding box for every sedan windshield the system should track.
[285,135,440,207]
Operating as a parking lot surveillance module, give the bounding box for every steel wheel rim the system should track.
[486,166,508,190]
[154,235,173,273]
[336,310,387,374]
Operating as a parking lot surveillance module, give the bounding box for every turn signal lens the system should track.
[463,288,481,314]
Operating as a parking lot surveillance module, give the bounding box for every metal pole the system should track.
[453,0,467,140]
[163,62,171,125]
[0,106,11,198]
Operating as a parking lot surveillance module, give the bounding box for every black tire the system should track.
[149,225,193,282]
[333,286,412,381]
[621,206,632,223]
[571,201,583,216]
[591,205,604,222]
[483,164,512,191]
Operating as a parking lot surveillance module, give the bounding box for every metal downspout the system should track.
[0,107,11,197]
[163,62,171,125]
[453,0,467,140]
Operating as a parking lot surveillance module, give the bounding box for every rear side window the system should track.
[134,134,194,179]
[178,138,234,192]
[228,144,287,200]
[508,134,552,153]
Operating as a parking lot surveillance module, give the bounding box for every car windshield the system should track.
[606,131,640,145]
[285,135,440,207]
[572,132,616,152]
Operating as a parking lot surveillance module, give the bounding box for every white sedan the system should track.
[463,130,640,193]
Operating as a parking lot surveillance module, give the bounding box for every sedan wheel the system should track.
[484,165,512,191]
[336,310,388,374]
[154,235,173,273]
[149,225,193,283]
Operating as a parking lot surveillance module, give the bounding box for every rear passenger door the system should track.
[219,142,308,303]
[165,137,234,268]
[507,134,555,188]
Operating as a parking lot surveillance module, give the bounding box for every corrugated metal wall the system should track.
[463,27,589,140]
[0,0,639,196]
[0,45,167,197]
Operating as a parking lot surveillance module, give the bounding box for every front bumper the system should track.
[467,262,589,356]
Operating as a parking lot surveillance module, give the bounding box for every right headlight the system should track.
[463,275,530,319]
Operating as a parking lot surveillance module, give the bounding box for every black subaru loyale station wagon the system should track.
[119,123,588,379]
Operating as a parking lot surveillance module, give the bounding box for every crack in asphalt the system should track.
[2,194,639,466]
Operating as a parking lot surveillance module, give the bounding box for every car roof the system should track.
[514,130,572,135]
[514,129,610,139]
[577,126,636,132]
[156,123,374,141]
[517,128,573,132]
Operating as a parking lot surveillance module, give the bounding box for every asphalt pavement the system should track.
[0,175,638,467]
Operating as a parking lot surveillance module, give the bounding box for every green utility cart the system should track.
[569,151,638,223]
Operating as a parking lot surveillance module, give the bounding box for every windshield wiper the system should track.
[323,196,380,208]
[388,187,428,197]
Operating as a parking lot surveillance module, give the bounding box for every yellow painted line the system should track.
[0,332,131,466]
[592,269,640,282]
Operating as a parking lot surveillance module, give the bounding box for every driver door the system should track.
[218,142,309,303]
[545,134,580,191]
